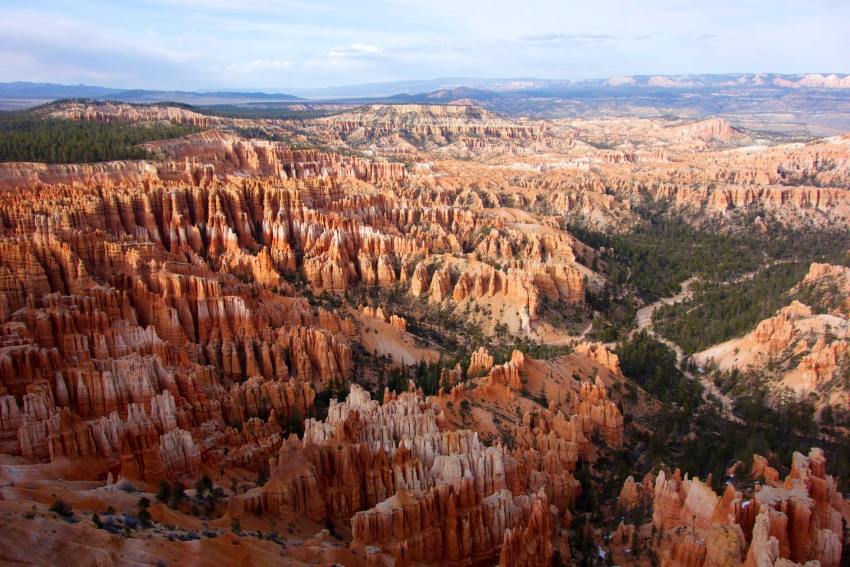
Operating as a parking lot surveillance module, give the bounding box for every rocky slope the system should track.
[695,264,850,409]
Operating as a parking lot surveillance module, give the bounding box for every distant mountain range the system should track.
[3,73,850,110]
[0,82,123,100]
[286,78,547,99]
[0,82,302,109]
[289,73,850,99]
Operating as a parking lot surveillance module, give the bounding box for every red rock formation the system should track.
[223,376,315,426]
[439,364,463,392]
[800,337,848,391]
[662,536,708,567]
[467,347,495,378]
[696,291,850,406]
[484,350,526,390]
[315,104,544,147]
[752,301,810,350]
[229,381,575,563]
[409,263,431,297]
[351,484,554,565]
[751,454,781,485]
[618,473,654,513]
[159,428,201,478]
[49,100,220,127]
[575,342,623,377]
[498,490,556,566]
[5,99,850,566]
[572,377,624,448]
[428,267,453,303]
[652,449,846,567]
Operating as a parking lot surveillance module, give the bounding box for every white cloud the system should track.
[328,43,386,60]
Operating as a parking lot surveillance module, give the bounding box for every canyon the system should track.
[0,98,848,566]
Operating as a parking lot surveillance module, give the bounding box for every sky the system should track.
[0,0,848,91]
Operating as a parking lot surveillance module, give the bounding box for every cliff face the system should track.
[17,101,850,235]
[665,118,743,142]
[226,343,630,565]
[0,155,590,345]
[312,104,544,148]
[0,115,598,512]
[434,118,850,230]
[48,101,220,127]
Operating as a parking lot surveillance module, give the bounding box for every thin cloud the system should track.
[245,59,296,70]
[149,0,327,14]
[0,8,209,87]
[0,0,847,89]
[517,32,613,45]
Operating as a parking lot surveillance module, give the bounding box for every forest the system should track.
[570,200,850,301]
[0,110,201,163]
[568,207,762,301]
[652,262,811,353]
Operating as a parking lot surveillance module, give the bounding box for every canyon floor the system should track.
[0,99,849,566]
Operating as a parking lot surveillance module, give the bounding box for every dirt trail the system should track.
[544,321,594,346]
[634,277,741,421]
[635,276,698,333]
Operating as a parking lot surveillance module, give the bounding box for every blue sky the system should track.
[0,0,847,90]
